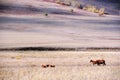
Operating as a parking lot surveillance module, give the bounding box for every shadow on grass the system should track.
[0,47,119,51]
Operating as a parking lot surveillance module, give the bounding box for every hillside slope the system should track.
[0,0,120,48]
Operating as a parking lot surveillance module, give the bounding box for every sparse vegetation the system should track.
[70,9,74,13]
[55,0,61,4]
[54,0,105,15]
[99,8,105,16]
[83,5,105,15]
[11,55,23,59]
[44,13,48,16]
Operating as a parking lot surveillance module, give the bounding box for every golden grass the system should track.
[0,51,120,80]
[0,66,120,80]
[83,5,105,15]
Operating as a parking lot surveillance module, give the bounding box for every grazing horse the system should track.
[50,65,55,67]
[46,64,50,67]
[90,59,106,66]
[41,65,47,68]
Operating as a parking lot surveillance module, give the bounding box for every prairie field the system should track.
[0,51,120,80]
[0,0,120,80]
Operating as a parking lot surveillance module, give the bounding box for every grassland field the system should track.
[0,51,120,80]
[0,0,120,80]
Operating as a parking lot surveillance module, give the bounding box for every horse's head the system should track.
[90,60,93,62]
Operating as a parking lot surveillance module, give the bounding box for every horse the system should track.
[90,59,106,66]
[41,65,47,68]
[46,64,50,67]
[50,64,55,67]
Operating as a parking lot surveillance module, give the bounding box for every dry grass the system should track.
[0,51,120,80]
[83,5,105,15]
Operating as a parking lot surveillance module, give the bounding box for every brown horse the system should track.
[50,65,55,67]
[41,64,55,68]
[90,59,106,66]
[46,64,50,67]
[41,65,47,68]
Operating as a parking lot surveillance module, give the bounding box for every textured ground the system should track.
[0,1,120,80]
[0,51,120,80]
[0,0,120,48]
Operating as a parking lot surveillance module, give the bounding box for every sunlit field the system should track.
[0,51,120,80]
[0,0,120,80]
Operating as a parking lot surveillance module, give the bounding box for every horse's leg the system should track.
[97,64,100,66]
[97,63,100,66]
[103,62,106,65]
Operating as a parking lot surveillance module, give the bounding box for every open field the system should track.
[0,0,120,80]
[0,51,120,80]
